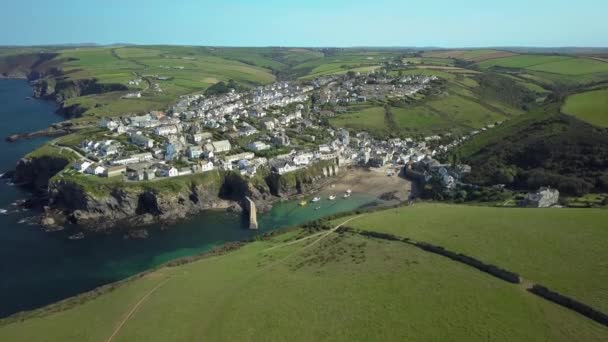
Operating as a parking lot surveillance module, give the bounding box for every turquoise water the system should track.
[0,80,383,318]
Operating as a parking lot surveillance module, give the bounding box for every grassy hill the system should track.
[329,69,530,137]
[1,213,607,341]
[454,104,608,196]
[335,203,608,313]
[476,54,608,86]
[562,88,608,127]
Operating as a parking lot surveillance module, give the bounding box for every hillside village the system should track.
[67,71,496,191]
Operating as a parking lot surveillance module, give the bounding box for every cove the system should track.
[0,80,384,318]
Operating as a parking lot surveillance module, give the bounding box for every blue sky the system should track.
[2,0,607,47]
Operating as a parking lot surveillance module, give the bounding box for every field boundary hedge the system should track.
[528,285,608,327]
[340,227,521,284]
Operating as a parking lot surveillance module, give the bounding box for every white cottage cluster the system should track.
[67,71,485,182]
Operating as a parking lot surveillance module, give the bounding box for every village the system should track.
[67,71,495,194]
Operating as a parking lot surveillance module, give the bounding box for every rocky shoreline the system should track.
[7,150,343,234]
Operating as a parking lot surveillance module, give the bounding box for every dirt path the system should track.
[105,217,358,341]
[106,277,172,342]
[263,216,359,253]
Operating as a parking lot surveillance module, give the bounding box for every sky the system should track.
[2,0,607,47]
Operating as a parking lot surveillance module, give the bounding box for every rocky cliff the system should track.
[266,161,340,197]
[40,162,338,232]
[44,171,275,232]
[13,156,72,192]
[1,52,128,118]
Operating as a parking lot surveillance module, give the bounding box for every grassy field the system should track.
[330,91,513,137]
[329,105,387,133]
[1,46,280,120]
[1,226,606,341]
[335,203,608,313]
[477,55,573,69]
[562,88,608,127]
[423,49,517,62]
[477,55,608,85]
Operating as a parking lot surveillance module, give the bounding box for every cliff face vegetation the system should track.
[458,107,608,196]
[1,52,128,118]
[40,164,334,231]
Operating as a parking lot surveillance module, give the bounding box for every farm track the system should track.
[105,217,359,341]
[106,276,172,342]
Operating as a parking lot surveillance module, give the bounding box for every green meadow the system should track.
[1,225,606,341]
[562,88,608,127]
[336,203,608,313]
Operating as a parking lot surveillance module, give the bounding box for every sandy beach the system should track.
[317,166,412,203]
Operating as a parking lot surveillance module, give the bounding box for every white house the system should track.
[292,152,313,166]
[271,159,298,174]
[247,141,270,152]
[199,160,214,172]
[72,160,93,173]
[158,166,178,178]
[154,125,179,137]
[211,140,231,153]
[190,132,213,144]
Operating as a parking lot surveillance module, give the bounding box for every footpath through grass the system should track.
[1,227,606,341]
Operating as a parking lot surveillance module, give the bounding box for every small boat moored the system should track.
[328,195,336,200]
[311,197,321,202]
[299,200,308,206]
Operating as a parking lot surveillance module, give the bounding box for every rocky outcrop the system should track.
[44,171,276,232]
[2,52,128,118]
[266,161,339,197]
[34,163,340,232]
[13,156,71,191]
[32,77,128,118]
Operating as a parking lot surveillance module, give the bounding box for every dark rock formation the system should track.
[13,156,71,191]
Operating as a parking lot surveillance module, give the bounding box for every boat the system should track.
[299,200,307,206]
[68,232,85,240]
[328,195,336,200]
[311,197,321,202]
[0,209,7,214]
[346,189,352,194]
[343,193,351,198]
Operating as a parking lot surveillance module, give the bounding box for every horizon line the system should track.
[2,43,608,50]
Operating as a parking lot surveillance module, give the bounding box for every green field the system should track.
[330,92,513,137]
[477,55,573,69]
[477,55,608,85]
[329,105,387,132]
[528,58,608,75]
[562,89,608,127]
[335,203,608,313]
[1,224,606,341]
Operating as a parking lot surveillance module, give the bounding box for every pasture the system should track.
[423,49,517,62]
[562,89,608,127]
[1,225,606,341]
[44,46,278,118]
[336,203,608,313]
